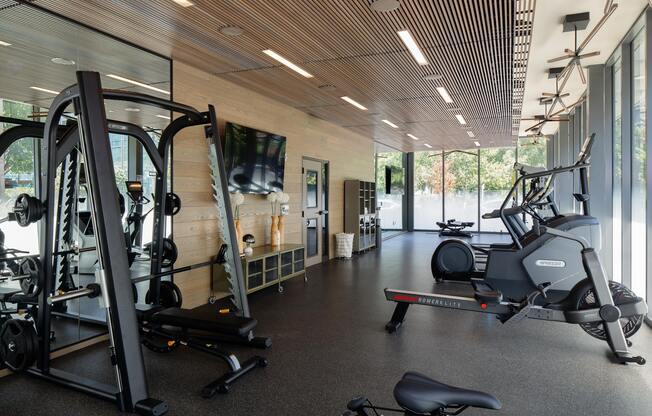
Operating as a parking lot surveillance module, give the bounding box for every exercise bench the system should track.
[136,304,270,397]
[436,219,474,238]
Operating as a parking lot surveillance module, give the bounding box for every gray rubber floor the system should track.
[1,232,651,415]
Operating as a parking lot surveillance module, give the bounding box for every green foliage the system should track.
[376,152,403,194]
[1,100,36,175]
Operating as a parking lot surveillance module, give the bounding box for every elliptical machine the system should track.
[385,134,647,365]
[431,134,601,302]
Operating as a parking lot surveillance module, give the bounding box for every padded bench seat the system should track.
[137,305,257,337]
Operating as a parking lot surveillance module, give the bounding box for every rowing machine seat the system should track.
[150,307,257,337]
[394,372,501,414]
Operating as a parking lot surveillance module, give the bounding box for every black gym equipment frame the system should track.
[24,71,252,414]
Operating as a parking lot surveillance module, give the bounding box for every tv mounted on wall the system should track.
[223,122,286,194]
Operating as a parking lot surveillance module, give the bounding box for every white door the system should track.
[303,159,323,267]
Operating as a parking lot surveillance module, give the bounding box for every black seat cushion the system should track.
[150,307,257,337]
[393,372,501,413]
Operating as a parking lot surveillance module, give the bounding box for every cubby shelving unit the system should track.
[344,180,377,252]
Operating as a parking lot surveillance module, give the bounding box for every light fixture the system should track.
[156,114,171,120]
[262,49,313,78]
[424,74,443,81]
[220,26,244,36]
[51,57,76,66]
[0,40,11,47]
[30,86,59,95]
[424,143,432,148]
[407,133,419,140]
[474,141,481,147]
[436,86,453,103]
[369,0,400,12]
[382,119,399,128]
[340,96,367,110]
[397,30,428,65]
[106,74,170,95]
[467,131,475,138]
[455,114,467,125]
[172,0,194,6]
[125,108,141,112]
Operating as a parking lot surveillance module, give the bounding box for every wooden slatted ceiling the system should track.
[33,0,526,151]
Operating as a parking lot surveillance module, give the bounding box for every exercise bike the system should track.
[385,134,648,365]
[344,372,501,415]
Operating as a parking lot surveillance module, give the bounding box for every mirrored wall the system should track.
[0,2,171,348]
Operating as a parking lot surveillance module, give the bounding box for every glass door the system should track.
[303,159,324,267]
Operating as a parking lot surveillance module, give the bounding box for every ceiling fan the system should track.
[521,96,585,133]
[540,76,571,115]
[547,1,618,90]
[520,131,553,146]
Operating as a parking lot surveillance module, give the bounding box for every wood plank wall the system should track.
[172,61,374,307]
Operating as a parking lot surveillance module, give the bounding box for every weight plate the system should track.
[0,319,37,372]
[145,281,182,308]
[164,193,181,216]
[18,257,41,296]
[161,238,178,268]
[13,194,44,227]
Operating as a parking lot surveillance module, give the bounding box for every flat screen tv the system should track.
[385,165,404,195]
[223,122,286,194]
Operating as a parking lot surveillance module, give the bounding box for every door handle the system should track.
[318,210,329,215]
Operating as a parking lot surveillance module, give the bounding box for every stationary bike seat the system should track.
[393,372,501,414]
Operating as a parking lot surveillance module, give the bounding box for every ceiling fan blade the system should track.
[579,51,601,59]
[576,63,587,84]
[548,55,573,63]
[540,92,556,97]
[564,48,574,54]
[578,3,618,51]
[560,93,571,98]
[526,120,546,132]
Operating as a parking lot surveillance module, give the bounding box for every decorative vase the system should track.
[270,215,281,247]
[278,215,285,245]
[235,219,244,254]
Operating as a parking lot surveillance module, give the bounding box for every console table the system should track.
[242,244,306,294]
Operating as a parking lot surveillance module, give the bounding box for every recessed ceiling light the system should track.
[424,74,443,81]
[51,57,76,66]
[220,26,244,36]
[262,49,313,78]
[125,107,141,112]
[369,0,400,12]
[407,133,420,140]
[172,0,194,6]
[107,74,170,95]
[455,114,467,125]
[436,86,453,103]
[341,96,367,110]
[318,84,337,91]
[0,40,11,47]
[467,131,475,138]
[474,141,481,147]
[30,86,58,95]
[424,143,432,148]
[397,30,428,66]
[156,114,171,120]
[382,119,399,128]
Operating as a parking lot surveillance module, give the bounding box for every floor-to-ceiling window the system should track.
[480,147,516,232]
[631,28,647,298]
[376,151,404,230]
[612,57,623,283]
[444,150,479,231]
[414,151,443,230]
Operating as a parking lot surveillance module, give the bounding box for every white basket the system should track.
[335,233,354,258]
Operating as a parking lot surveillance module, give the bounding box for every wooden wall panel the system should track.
[172,61,374,307]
